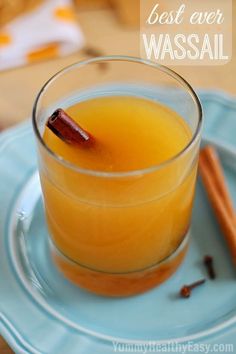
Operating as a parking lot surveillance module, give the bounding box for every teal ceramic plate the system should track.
[1,91,236,354]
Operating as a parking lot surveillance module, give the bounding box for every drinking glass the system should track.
[33,56,202,296]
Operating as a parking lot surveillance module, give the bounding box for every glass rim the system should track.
[32,55,203,178]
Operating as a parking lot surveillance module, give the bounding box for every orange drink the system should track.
[33,57,202,296]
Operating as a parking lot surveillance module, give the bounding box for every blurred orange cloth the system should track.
[0,0,84,70]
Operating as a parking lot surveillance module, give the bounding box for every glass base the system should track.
[50,232,189,297]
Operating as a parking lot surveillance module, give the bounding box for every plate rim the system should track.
[1,89,236,353]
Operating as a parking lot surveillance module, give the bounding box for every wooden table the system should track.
[1,8,236,130]
[0,6,236,353]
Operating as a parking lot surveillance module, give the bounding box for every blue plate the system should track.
[1,91,236,354]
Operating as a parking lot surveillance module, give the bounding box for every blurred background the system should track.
[0,0,235,131]
[0,0,235,352]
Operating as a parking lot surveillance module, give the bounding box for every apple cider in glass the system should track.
[33,57,202,296]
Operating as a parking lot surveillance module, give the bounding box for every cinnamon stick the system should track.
[199,149,236,265]
[46,109,94,147]
[201,146,235,219]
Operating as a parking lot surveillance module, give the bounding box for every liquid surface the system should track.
[44,96,192,171]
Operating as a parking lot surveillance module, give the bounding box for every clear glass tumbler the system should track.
[33,56,202,297]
